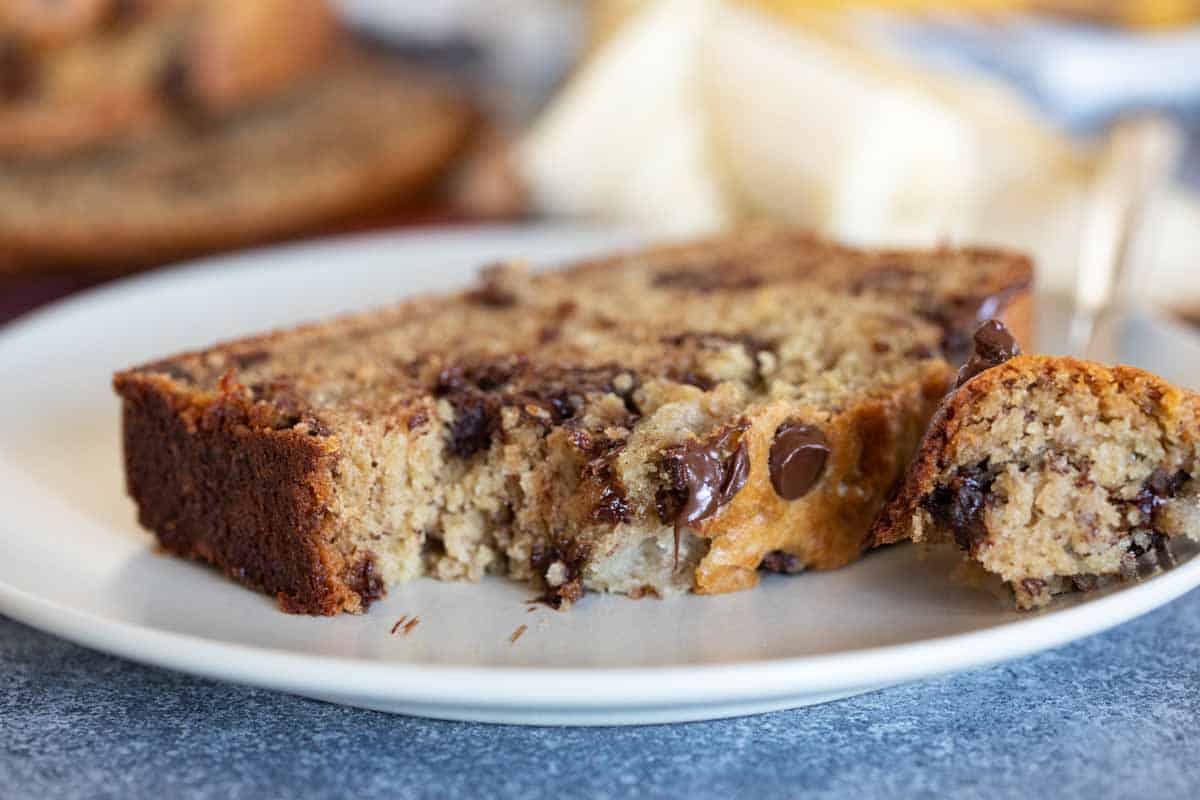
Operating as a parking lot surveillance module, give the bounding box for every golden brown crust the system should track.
[113,370,372,615]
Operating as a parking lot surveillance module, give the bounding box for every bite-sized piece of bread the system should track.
[113,230,1034,614]
[0,52,472,275]
[869,322,1200,609]
[0,0,336,158]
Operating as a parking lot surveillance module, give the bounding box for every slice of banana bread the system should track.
[869,322,1200,609]
[113,229,1033,614]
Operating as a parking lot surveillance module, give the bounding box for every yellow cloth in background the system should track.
[747,0,1200,28]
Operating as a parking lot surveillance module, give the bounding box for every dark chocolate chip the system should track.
[759,550,804,574]
[585,455,632,525]
[664,429,749,526]
[955,320,1021,388]
[921,461,994,552]
[445,397,498,458]
[673,449,723,525]
[1133,468,1191,532]
[917,281,1029,364]
[349,555,386,607]
[768,421,829,500]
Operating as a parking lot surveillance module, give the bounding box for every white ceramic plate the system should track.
[2,225,1199,726]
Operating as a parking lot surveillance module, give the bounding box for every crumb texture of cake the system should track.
[870,328,1200,610]
[114,229,1034,613]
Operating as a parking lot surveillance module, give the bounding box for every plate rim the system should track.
[3,223,1198,719]
[3,549,1198,710]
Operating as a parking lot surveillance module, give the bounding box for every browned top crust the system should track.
[120,230,1034,391]
[867,354,1200,550]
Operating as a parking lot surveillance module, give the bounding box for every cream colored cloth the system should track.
[520,0,1200,305]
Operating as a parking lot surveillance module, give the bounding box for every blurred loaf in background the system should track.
[0,0,475,275]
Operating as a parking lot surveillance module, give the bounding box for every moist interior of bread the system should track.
[914,367,1200,609]
[140,232,1017,605]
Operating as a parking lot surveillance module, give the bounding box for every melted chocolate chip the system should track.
[921,461,995,552]
[918,281,1029,363]
[0,36,33,102]
[670,436,748,525]
[768,422,829,500]
[759,550,804,574]
[955,320,1021,388]
[445,397,498,458]
[659,426,750,563]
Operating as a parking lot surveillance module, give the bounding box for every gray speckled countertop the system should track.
[5,589,1200,800]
